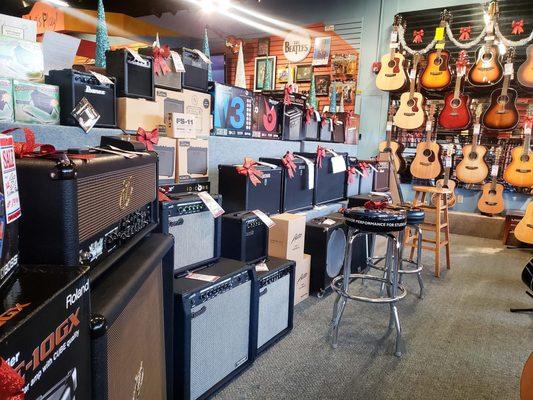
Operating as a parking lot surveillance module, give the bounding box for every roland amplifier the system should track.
[263,90,306,141]
[46,69,117,128]
[252,93,282,140]
[16,151,158,278]
[159,193,221,273]
[180,47,209,92]
[254,257,295,355]
[91,234,174,400]
[174,258,257,400]
[221,211,269,263]
[304,217,347,297]
[106,49,155,100]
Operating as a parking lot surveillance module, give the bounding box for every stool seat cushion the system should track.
[386,204,425,225]
[347,194,390,208]
[344,207,407,232]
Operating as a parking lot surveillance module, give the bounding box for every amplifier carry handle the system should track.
[259,287,269,297]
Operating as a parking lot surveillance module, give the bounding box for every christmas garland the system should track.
[444,23,486,49]
[397,25,436,55]
[494,22,533,47]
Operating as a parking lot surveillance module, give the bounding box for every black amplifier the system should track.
[301,110,319,140]
[106,49,155,100]
[46,69,117,128]
[263,90,306,141]
[252,93,282,140]
[221,211,269,263]
[180,47,209,92]
[160,181,211,194]
[139,46,183,91]
[259,156,313,212]
[16,151,158,279]
[319,117,333,141]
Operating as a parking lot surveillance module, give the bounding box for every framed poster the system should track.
[254,56,276,92]
[257,37,270,56]
[314,74,330,96]
[333,54,358,78]
[295,64,312,82]
[312,36,331,66]
[276,65,293,84]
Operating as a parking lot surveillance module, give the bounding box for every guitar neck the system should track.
[501,74,510,97]
[453,74,462,98]
[443,167,450,185]
[409,74,416,98]
[490,175,497,190]
[523,134,531,157]
[472,132,479,153]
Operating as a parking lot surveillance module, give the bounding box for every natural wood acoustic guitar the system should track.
[375,15,408,92]
[477,147,505,215]
[394,53,426,130]
[378,105,405,172]
[515,202,533,245]
[517,44,533,89]
[503,105,533,188]
[521,353,533,400]
[410,104,442,179]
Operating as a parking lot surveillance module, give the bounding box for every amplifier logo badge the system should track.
[132,361,144,400]
[85,85,106,95]
[119,176,134,210]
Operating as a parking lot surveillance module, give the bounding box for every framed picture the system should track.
[312,36,331,66]
[333,54,358,78]
[276,65,293,84]
[254,56,276,92]
[314,74,331,96]
[257,37,270,56]
[295,64,312,82]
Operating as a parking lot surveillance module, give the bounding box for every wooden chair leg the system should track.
[409,191,421,261]
[435,194,442,278]
[502,216,511,245]
[443,195,451,270]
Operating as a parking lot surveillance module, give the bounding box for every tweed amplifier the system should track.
[174,258,257,400]
[221,211,269,263]
[46,69,117,128]
[16,151,158,277]
[180,47,209,92]
[160,193,221,273]
[91,234,174,400]
[254,257,295,355]
[106,49,155,100]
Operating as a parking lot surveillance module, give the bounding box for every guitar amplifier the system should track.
[295,152,348,205]
[254,257,295,355]
[180,47,209,92]
[105,49,155,100]
[373,161,390,192]
[174,258,257,400]
[186,144,208,175]
[154,136,176,184]
[91,234,174,400]
[160,181,211,195]
[211,82,253,137]
[46,69,117,128]
[304,217,347,297]
[301,112,319,140]
[332,118,345,143]
[159,193,221,273]
[221,211,269,263]
[252,93,282,140]
[218,164,282,215]
[283,107,304,141]
[16,151,158,278]
[138,46,182,91]
[259,157,313,212]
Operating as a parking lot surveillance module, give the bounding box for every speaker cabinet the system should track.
[90,234,174,400]
[105,49,155,100]
[373,161,390,192]
[174,258,257,400]
[304,217,347,297]
[221,211,269,263]
[358,167,374,195]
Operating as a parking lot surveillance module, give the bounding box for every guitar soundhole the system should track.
[422,149,436,162]
[497,95,509,105]
[387,60,395,68]
[520,154,530,162]
[384,147,391,152]
[451,98,461,108]
[489,190,497,195]
[468,152,478,161]
[481,52,493,62]
[434,57,443,67]
[407,99,415,107]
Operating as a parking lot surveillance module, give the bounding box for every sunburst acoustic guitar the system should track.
[378,105,405,172]
[477,147,505,215]
[410,104,442,179]
[432,147,456,207]
[375,15,408,92]
[515,202,533,245]
[517,44,533,89]
[394,53,426,130]
[456,104,489,184]
[503,105,533,188]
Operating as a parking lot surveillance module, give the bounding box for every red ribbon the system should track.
[512,20,524,35]
[2,127,55,158]
[316,146,326,169]
[284,84,293,105]
[412,29,424,44]
[371,61,381,74]
[153,45,172,76]
[158,189,171,202]
[282,151,297,179]
[305,107,315,125]
[364,200,388,210]
[459,26,472,41]
[0,358,25,400]
[346,166,357,184]
[320,114,328,127]
[236,157,263,186]
[136,127,159,151]
[358,162,369,177]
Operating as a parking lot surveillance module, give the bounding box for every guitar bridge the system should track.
[465,166,479,170]
[404,113,415,116]
[430,72,442,76]
[485,202,498,206]
[385,73,396,77]
[517,169,532,173]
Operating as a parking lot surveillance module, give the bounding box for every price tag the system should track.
[473,123,481,135]
[390,31,398,43]
[197,191,225,218]
[126,48,145,64]
[434,27,445,41]
[331,155,347,174]
[525,125,532,135]
[294,155,315,189]
[170,50,186,72]
[89,71,114,86]
[329,119,334,132]
[367,163,379,173]
[252,209,275,228]
[484,34,495,42]
[426,120,432,132]
[457,67,466,77]
[322,218,337,226]
[386,121,393,132]
[315,110,321,122]
[445,156,452,168]
[193,49,212,64]
[0,136,21,224]
[409,69,416,79]
[186,272,219,282]
[491,164,499,176]
[389,42,399,49]
[485,23,494,35]
[255,262,269,272]
[504,62,514,76]
[435,42,445,50]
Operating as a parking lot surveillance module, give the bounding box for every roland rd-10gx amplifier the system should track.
[16,151,158,277]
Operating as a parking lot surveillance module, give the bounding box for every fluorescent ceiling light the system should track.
[45,0,70,7]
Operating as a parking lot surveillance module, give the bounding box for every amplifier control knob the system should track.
[79,251,92,265]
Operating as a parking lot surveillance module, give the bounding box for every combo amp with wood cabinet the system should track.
[105,49,155,100]
[221,211,269,263]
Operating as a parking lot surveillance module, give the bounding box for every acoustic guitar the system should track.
[394,54,425,130]
[515,202,533,245]
[439,51,472,131]
[482,49,519,131]
[378,105,405,172]
[410,104,442,179]
[517,44,533,89]
[432,149,456,207]
[419,11,452,91]
[503,105,533,187]
[477,147,505,215]
[375,15,408,92]
[456,104,489,184]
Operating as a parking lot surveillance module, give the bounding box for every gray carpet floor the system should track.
[215,234,533,400]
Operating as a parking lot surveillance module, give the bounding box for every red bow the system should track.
[236,157,263,186]
[364,200,388,210]
[0,357,25,400]
[316,146,326,169]
[153,45,172,76]
[136,127,159,151]
[305,107,315,125]
[282,151,297,179]
[412,29,424,44]
[158,189,171,202]
[358,162,369,177]
[2,127,55,158]
[459,26,472,41]
[346,166,357,184]
[320,114,329,127]
[284,84,293,105]
[512,20,524,35]
[371,61,381,74]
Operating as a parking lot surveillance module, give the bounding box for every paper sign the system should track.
[127,48,145,63]
[435,42,445,50]
[322,218,337,226]
[170,50,186,72]
[0,135,21,224]
[71,97,100,133]
[193,49,212,64]
[444,156,452,168]
[255,262,269,272]
[197,191,225,218]
[367,163,379,173]
[491,164,499,176]
[425,120,432,132]
[2,25,23,39]
[485,23,494,34]
[252,209,275,228]
[457,67,466,77]
[389,42,399,49]
[504,63,513,76]
[473,123,481,135]
[315,110,321,122]
[434,27,445,41]
[390,31,398,42]
[169,112,200,134]
[294,155,315,190]
[90,71,114,86]
[42,31,81,75]
[186,272,219,282]
[386,121,393,132]
[331,155,347,174]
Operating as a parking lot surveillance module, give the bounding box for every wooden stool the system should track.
[502,210,525,245]
[405,186,451,278]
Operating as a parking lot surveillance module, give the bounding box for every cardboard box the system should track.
[294,254,311,305]
[13,80,59,124]
[176,138,208,183]
[0,78,14,122]
[154,136,177,184]
[268,213,306,261]
[117,96,161,131]
[0,266,91,399]
[0,36,43,81]
[0,14,37,41]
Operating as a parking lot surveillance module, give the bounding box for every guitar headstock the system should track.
[505,47,515,63]
[524,103,533,136]
[486,0,499,20]
[440,9,453,25]
[387,103,396,121]
[393,14,403,28]
[455,50,469,75]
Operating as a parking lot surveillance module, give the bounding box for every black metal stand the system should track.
[510,291,533,313]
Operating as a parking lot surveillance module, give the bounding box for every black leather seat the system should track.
[344,207,407,232]
[386,204,425,225]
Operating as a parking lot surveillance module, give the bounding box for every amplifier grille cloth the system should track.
[326,228,347,278]
[258,274,290,348]
[77,164,156,242]
[106,265,166,400]
[169,211,214,270]
[190,281,250,400]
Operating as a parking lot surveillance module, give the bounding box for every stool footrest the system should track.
[331,275,407,303]
[399,259,423,274]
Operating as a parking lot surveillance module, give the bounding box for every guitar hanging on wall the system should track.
[456,104,489,184]
[477,147,505,215]
[503,104,533,188]
[375,15,408,92]
[378,105,405,172]
[394,53,426,130]
[517,44,533,89]
[439,51,472,131]
[410,103,442,179]
[419,10,452,91]
[514,202,533,245]
[432,146,457,208]
[482,48,519,132]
